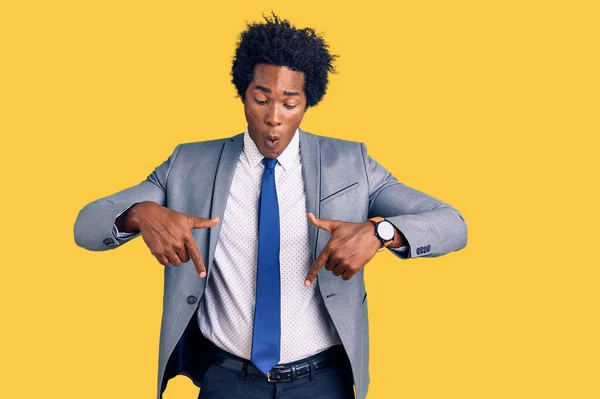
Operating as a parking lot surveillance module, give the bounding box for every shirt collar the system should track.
[243,127,300,172]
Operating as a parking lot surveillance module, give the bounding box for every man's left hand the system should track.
[304,212,384,286]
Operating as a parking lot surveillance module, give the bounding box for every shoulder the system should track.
[300,129,365,160]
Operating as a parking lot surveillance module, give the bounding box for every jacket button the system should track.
[426,245,431,252]
[187,295,197,304]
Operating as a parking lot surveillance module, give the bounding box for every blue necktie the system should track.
[250,158,281,375]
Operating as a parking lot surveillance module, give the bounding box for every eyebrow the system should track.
[254,85,300,97]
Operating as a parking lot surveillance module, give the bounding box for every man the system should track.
[74,13,467,399]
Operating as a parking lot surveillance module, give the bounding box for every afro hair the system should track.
[231,12,338,108]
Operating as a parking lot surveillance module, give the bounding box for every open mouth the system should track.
[265,137,280,148]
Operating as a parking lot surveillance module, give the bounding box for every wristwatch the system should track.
[369,217,395,252]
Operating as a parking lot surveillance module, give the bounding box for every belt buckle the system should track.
[266,366,290,382]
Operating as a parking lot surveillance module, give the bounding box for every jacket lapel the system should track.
[298,129,321,261]
[299,129,340,294]
[207,133,243,272]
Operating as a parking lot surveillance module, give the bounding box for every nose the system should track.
[265,103,282,127]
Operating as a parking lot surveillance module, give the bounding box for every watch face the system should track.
[377,221,395,241]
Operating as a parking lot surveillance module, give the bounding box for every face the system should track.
[243,63,307,158]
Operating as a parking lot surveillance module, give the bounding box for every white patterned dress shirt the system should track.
[198,129,341,362]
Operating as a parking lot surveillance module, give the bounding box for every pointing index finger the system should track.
[305,247,330,287]
[185,237,206,278]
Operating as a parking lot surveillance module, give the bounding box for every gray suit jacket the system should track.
[74,129,467,399]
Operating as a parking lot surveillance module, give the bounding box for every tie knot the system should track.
[263,158,278,170]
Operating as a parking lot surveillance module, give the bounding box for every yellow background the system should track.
[1,1,598,398]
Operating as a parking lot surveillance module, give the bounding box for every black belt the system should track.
[212,345,343,383]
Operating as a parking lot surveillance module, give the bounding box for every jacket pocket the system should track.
[320,182,359,205]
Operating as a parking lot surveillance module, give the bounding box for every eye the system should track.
[284,104,297,110]
[254,98,267,105]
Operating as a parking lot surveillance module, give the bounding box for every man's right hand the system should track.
[116,201,219,277]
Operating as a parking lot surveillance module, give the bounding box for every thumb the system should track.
[189,216,220,229]
[307,212,335,233]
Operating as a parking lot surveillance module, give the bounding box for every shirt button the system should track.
[187,295,197,305]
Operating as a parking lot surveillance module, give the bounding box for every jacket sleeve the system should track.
[73,145,181,251]
[361,143,468,259]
